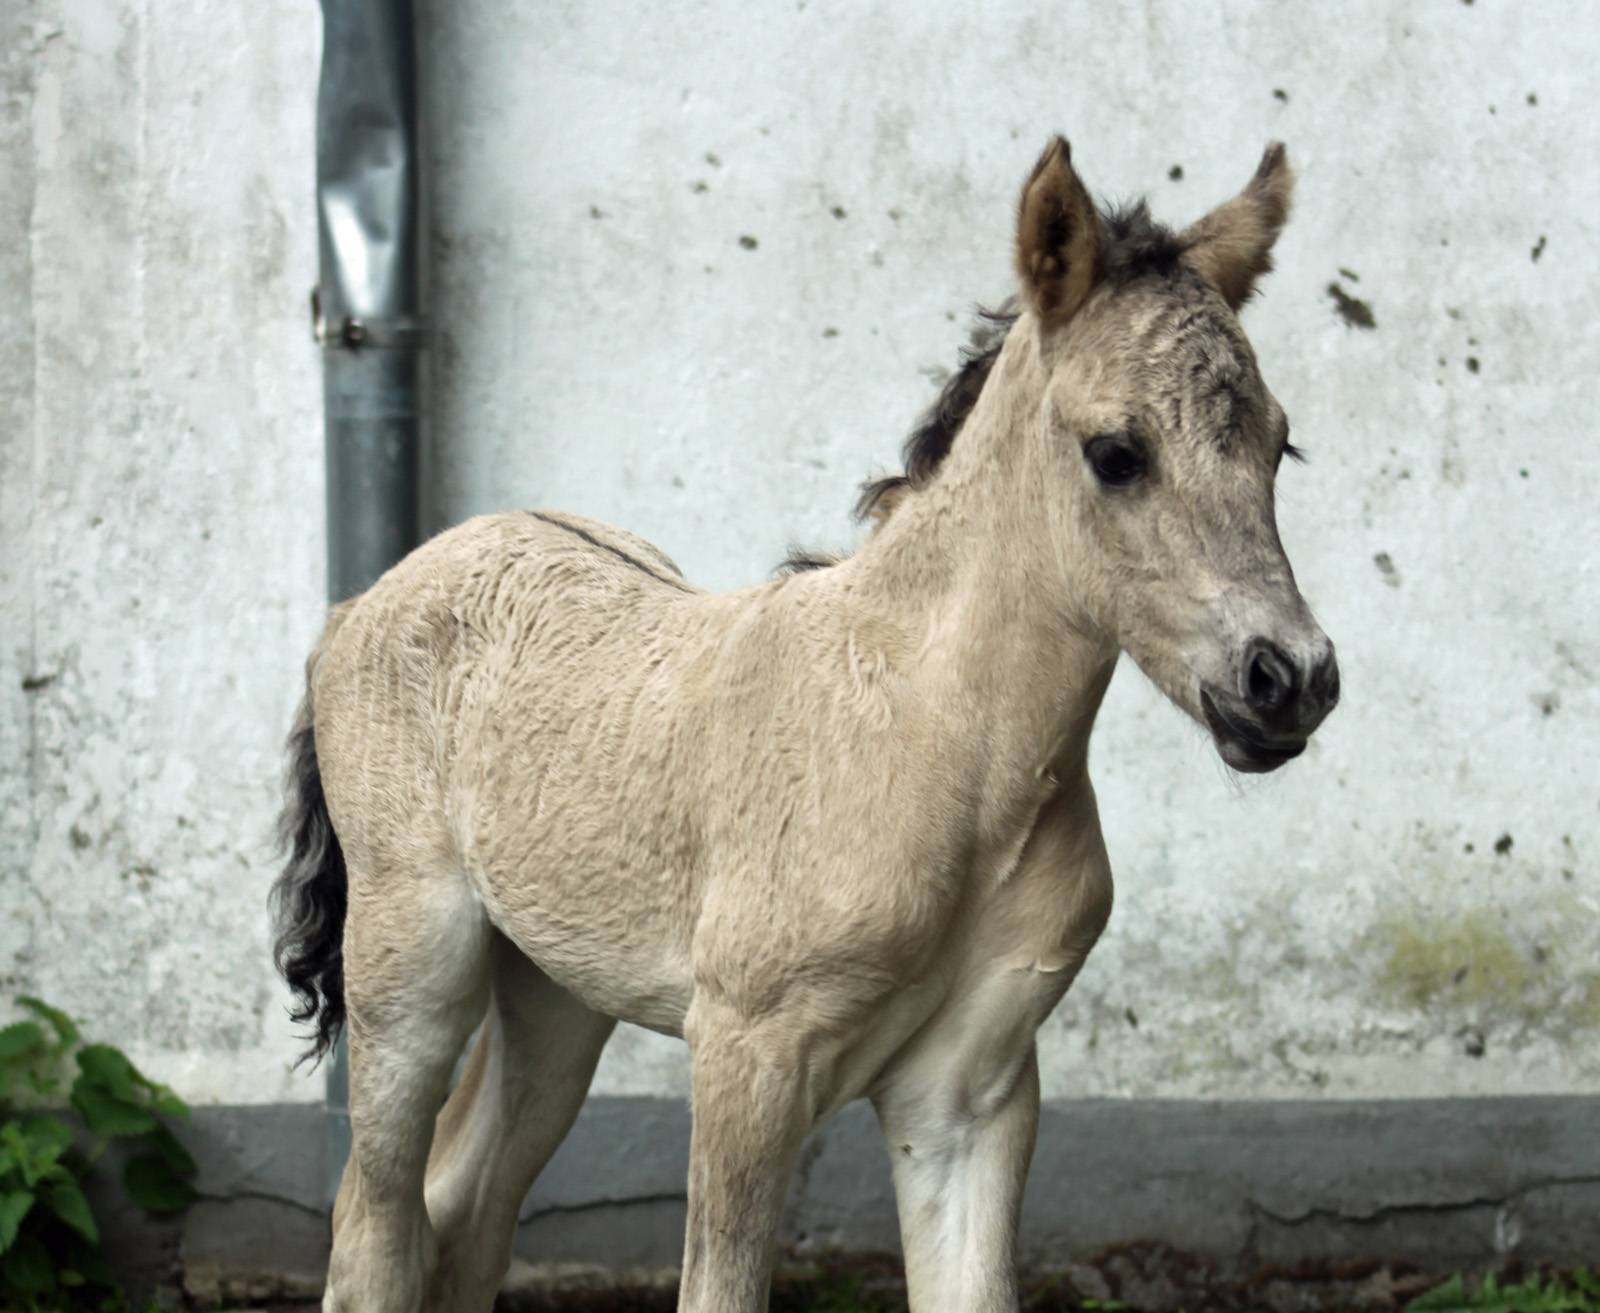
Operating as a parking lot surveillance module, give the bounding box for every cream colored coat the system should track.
[288,138,1338,1313]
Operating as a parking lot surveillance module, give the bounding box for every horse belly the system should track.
[464,856,695,1036]
[447,636,706,1033]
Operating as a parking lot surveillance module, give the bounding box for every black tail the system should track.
[270,689,347,1067]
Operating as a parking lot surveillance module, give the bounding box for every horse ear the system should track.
[1015,137,1104,327]
[1180,142,1294,310]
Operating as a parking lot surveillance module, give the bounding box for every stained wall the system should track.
[3,1,1595,1113]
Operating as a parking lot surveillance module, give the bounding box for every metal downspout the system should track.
[312,0,426,1202]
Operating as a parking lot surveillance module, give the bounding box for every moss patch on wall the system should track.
[1365,902,1600,1035]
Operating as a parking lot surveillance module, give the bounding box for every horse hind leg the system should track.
[324,865,491,1313]
[422,932,616,1313]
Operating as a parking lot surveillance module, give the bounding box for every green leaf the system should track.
[0,1123,39,1187]
[18,1114,74,1163]
[4,1132,66,1196]
[0,1021,44,1062]
[15,997,78,1046]
[75,1044,143,1103]
[151,1088,191,1121]
[1409,1275,1473,1312]
[37,1164,72,1190]
[0,1233,54,1294]
[45,1179,98,1245]
[122,1153,195,1214]
[0,1188,34,1252]
[1403,1272,1593,1313]
[146,1123,196,1178]
[71,1080,157,1138]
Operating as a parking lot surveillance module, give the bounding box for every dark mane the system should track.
[855,200,1185,523]
[775,196,1186,576]
[775,547,843,576]
[1100,199,1189,282]
[855,302,1018,522]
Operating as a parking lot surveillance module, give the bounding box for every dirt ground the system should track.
[223,1247,1573,1313]
[495,1250,1591,1313]
[495,1259,1434,1312]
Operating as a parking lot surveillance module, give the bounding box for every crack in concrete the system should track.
[193,1187,328,1219]
[1247,1173,1600,1230]
[194,1170,851,1233]
[198,1183,699,1228]
[517,1191,689,1227]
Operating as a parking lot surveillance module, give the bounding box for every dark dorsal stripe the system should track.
[775,547,842,575]
[528,512,694,592]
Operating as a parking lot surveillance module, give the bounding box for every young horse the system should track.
[274,137,1339,1313]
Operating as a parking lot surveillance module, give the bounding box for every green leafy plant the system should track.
[0,996,196,1310]
[1410,1269,1600,1313]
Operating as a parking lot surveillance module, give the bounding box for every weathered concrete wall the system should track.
[3,0,1597,1129]
[1,0,324,1104]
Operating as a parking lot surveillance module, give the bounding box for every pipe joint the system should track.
[310,288,429,351]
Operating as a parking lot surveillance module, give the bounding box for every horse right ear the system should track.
[1015,137,1104,327]
[1179,142,1294,310]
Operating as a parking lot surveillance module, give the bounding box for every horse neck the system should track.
[845,321,1118,804]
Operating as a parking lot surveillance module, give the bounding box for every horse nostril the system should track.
[1244,640,1298,715]
[1316,655,1341,711]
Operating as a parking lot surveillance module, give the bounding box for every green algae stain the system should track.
[1368,904,1600,1033]
[1577,974,1600,1030]
[1374,910,1532,1008]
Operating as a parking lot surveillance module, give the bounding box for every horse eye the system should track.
[1084,435,1148,488]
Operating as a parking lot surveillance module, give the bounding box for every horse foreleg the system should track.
[874,1045,1041,1313]
[678,1002,813,1313]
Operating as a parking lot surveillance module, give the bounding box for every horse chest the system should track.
[851,861,1109,1119]
[815,806,1113,1117]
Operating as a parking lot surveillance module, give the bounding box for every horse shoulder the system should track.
[686,600,973,1026]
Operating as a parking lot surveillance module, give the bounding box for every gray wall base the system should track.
[97,1096,1598,1301]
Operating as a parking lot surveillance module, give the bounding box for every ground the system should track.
[211,1253,1599,1313]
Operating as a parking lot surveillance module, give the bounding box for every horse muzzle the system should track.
[1199,636,1340,773]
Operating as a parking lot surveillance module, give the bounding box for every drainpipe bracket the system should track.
[310,287,429,351]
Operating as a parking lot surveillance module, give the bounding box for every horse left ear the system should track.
[1015,136,1104,327]
[1180,142,1294,310]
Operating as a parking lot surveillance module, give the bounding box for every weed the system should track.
[1,996,196,1310]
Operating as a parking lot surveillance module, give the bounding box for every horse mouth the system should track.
[1200,690,1307,774]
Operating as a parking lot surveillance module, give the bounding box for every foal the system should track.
[275,137,1339,1313]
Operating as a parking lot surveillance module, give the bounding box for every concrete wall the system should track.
[3,0,1596,1156]
[2,0,323,1105]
